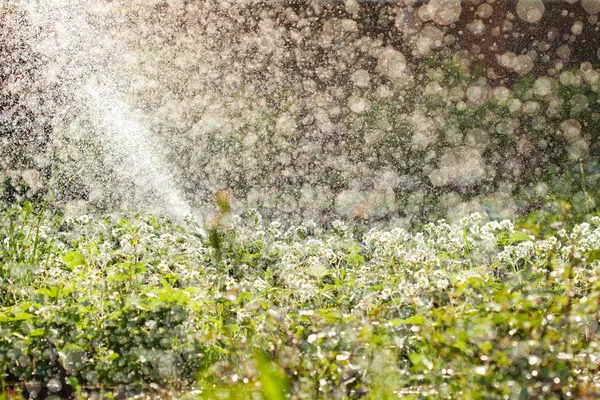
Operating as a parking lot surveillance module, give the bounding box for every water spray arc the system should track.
[84,83,192,220]
[21,1,193,220]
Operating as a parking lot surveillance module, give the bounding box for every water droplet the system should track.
[528,355,540,365]
[466,86,486,102]
[584,69,599,85]
[418,4,433,22]
[516,0,545,23]
[350,69,370,88]
[477,4,494,19]
[582,0,600,15]
[468,20,486,36]
[417,26,444,55]
[430,0,462,26]
[533,77,552,97]
[25,382,41,396]
[493,87,511,103]
[523,101,540,115]
[18,354,31,367]
[348,96,369,114]
[475,365,488,375]
[557,45,572,61]
[344,0,359,14]
[376,48,407,79]
[557,352,574,360]
[571,21,584,35]
[561,119,582,140]
[508,98,522,113]
[47,378,62,393]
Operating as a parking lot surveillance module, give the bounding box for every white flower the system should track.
[253,278,268,292]
[225,277,237,291]
[436,279,450,290]
[381,288,392,300]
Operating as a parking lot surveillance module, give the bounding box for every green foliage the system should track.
[1,201,600,398]
[256,351,289,400]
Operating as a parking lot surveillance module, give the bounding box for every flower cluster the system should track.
[1,202,600,398]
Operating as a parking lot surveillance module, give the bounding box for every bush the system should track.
[1,201,600,398]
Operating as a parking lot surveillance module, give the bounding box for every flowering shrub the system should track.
[1,202,600,399]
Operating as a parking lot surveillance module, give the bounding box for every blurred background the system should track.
[1,0,599,227]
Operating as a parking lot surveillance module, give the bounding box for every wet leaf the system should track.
[62,251,85,269]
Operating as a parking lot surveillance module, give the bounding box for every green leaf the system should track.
[12,312,35,321]
[497,231,509,247]
[345,252,364,266]
[409,353,423,368]
[37,287,56,298]
[404,315,425,325]
[307,264,330,278]
[518,387,529,400]
[509,232,532,245]
[62,251,86,268]
[62,285,74,296]
[255,351,288,400]
[585,249,600,263]
[37,285,72,299]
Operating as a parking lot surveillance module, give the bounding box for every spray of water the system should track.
[21,0,194,221]
[8,0,599,227]
[85,83,192,220]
